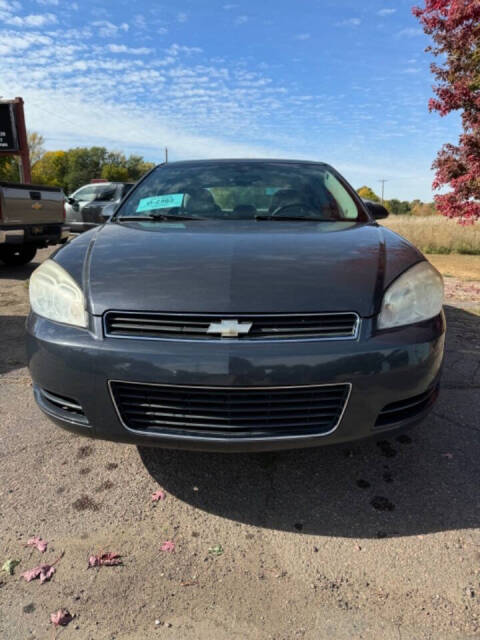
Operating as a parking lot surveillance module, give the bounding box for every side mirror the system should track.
[363,200,389,220]
[101,202,117,222]
[66,196,76,205]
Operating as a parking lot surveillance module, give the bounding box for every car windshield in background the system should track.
[114,161,366,222]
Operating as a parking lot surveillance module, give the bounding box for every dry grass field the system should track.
[428,253,480,281]
[381,215,480,255]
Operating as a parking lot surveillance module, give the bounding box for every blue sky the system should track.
[0,0,461,200]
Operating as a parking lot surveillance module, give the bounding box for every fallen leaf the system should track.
[26,536,48,553]
[88,552,122,568]
[50,608,73,627]
[151,489,166,502]
[160,541,175,553]
[208,544,224,556]
[2,559,20,575]
[21,564,55,584]
[21,551,63,584]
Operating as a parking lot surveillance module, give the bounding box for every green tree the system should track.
[410,200,438,217]
[386,199,412,215]
[63,147,108,193]
[125,154,155,181]
[31,151,68,188]
[101,164,130,182]
[2,143,155,192]
[0,157,20,182]
[357,186,380,202]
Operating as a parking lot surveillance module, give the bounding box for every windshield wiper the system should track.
[255,215,329,222]
[116,213,205,222]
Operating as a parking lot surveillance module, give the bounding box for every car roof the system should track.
[81,182,129,187]
[155,158,330,169]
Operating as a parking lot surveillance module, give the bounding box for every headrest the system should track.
[185,188,217,213]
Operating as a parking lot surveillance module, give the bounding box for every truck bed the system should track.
[0,182,64,226]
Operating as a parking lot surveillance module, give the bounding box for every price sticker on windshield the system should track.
[136,193,184,212]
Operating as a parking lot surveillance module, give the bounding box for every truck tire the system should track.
[0,245,37,266]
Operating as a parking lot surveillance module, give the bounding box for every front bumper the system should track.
[26,312,446,452]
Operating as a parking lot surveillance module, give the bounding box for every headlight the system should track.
[378,261,444,329]
[29,259,88,328]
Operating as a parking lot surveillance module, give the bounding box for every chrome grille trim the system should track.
[103,311,360,342]
[109,380,352,441]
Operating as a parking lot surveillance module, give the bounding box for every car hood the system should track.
[57,220,423,317]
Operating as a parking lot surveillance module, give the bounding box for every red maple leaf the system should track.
[88,552,122,568]
[26,536,48,553]
[151,489,166,502]
[50,609,73,627]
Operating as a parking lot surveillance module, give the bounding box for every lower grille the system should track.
[375,384,439,428]
[104,312,359,341]
[37,387,89,425]
[110,381,351,439]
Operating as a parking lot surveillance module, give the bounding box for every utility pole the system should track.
[165,147,168,163]
[378,179,388,205]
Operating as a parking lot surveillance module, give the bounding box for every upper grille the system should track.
[104,311,359,341]
[110,381,351,439]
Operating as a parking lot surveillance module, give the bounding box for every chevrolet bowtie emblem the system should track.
[207,319,253,338]
[32,202,43,210]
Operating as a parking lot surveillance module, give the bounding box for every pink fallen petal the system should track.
[26,536,48,553]
[88,552,122,568]
[50,608,73,627]
[442,453,454,459]
[21,564,55,584]
[160,541,175,553]
[151,489,166,502]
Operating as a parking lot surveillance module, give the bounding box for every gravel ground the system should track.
[0,247,479,640]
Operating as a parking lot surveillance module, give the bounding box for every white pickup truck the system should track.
[0,182,68,266]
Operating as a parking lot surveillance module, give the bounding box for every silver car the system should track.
[65,182,133,233]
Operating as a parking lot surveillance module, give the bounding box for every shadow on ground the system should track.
[0,258,42,282]
[0,316,28,374]
[140,304,480,539]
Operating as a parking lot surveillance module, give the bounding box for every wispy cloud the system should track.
[223,4,238,9]
[294,33,311,41]
[336,18,361,27]
[177,12,188,23]
[91,20,129,37]
[235,15,248,25]
[36,0,59,5]
[377,8,396,17]
[133,14,147,30]
[108,44,153,55]
[398,27,423,38]
[5,13,58,27]
[0,0,20,9]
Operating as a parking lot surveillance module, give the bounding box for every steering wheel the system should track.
[269,203,320,218]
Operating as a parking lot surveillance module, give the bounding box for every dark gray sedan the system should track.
[27,160,445,452]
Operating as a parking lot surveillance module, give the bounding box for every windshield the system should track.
[114,161,366,222]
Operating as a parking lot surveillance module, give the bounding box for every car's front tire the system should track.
[0,245,37,266]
